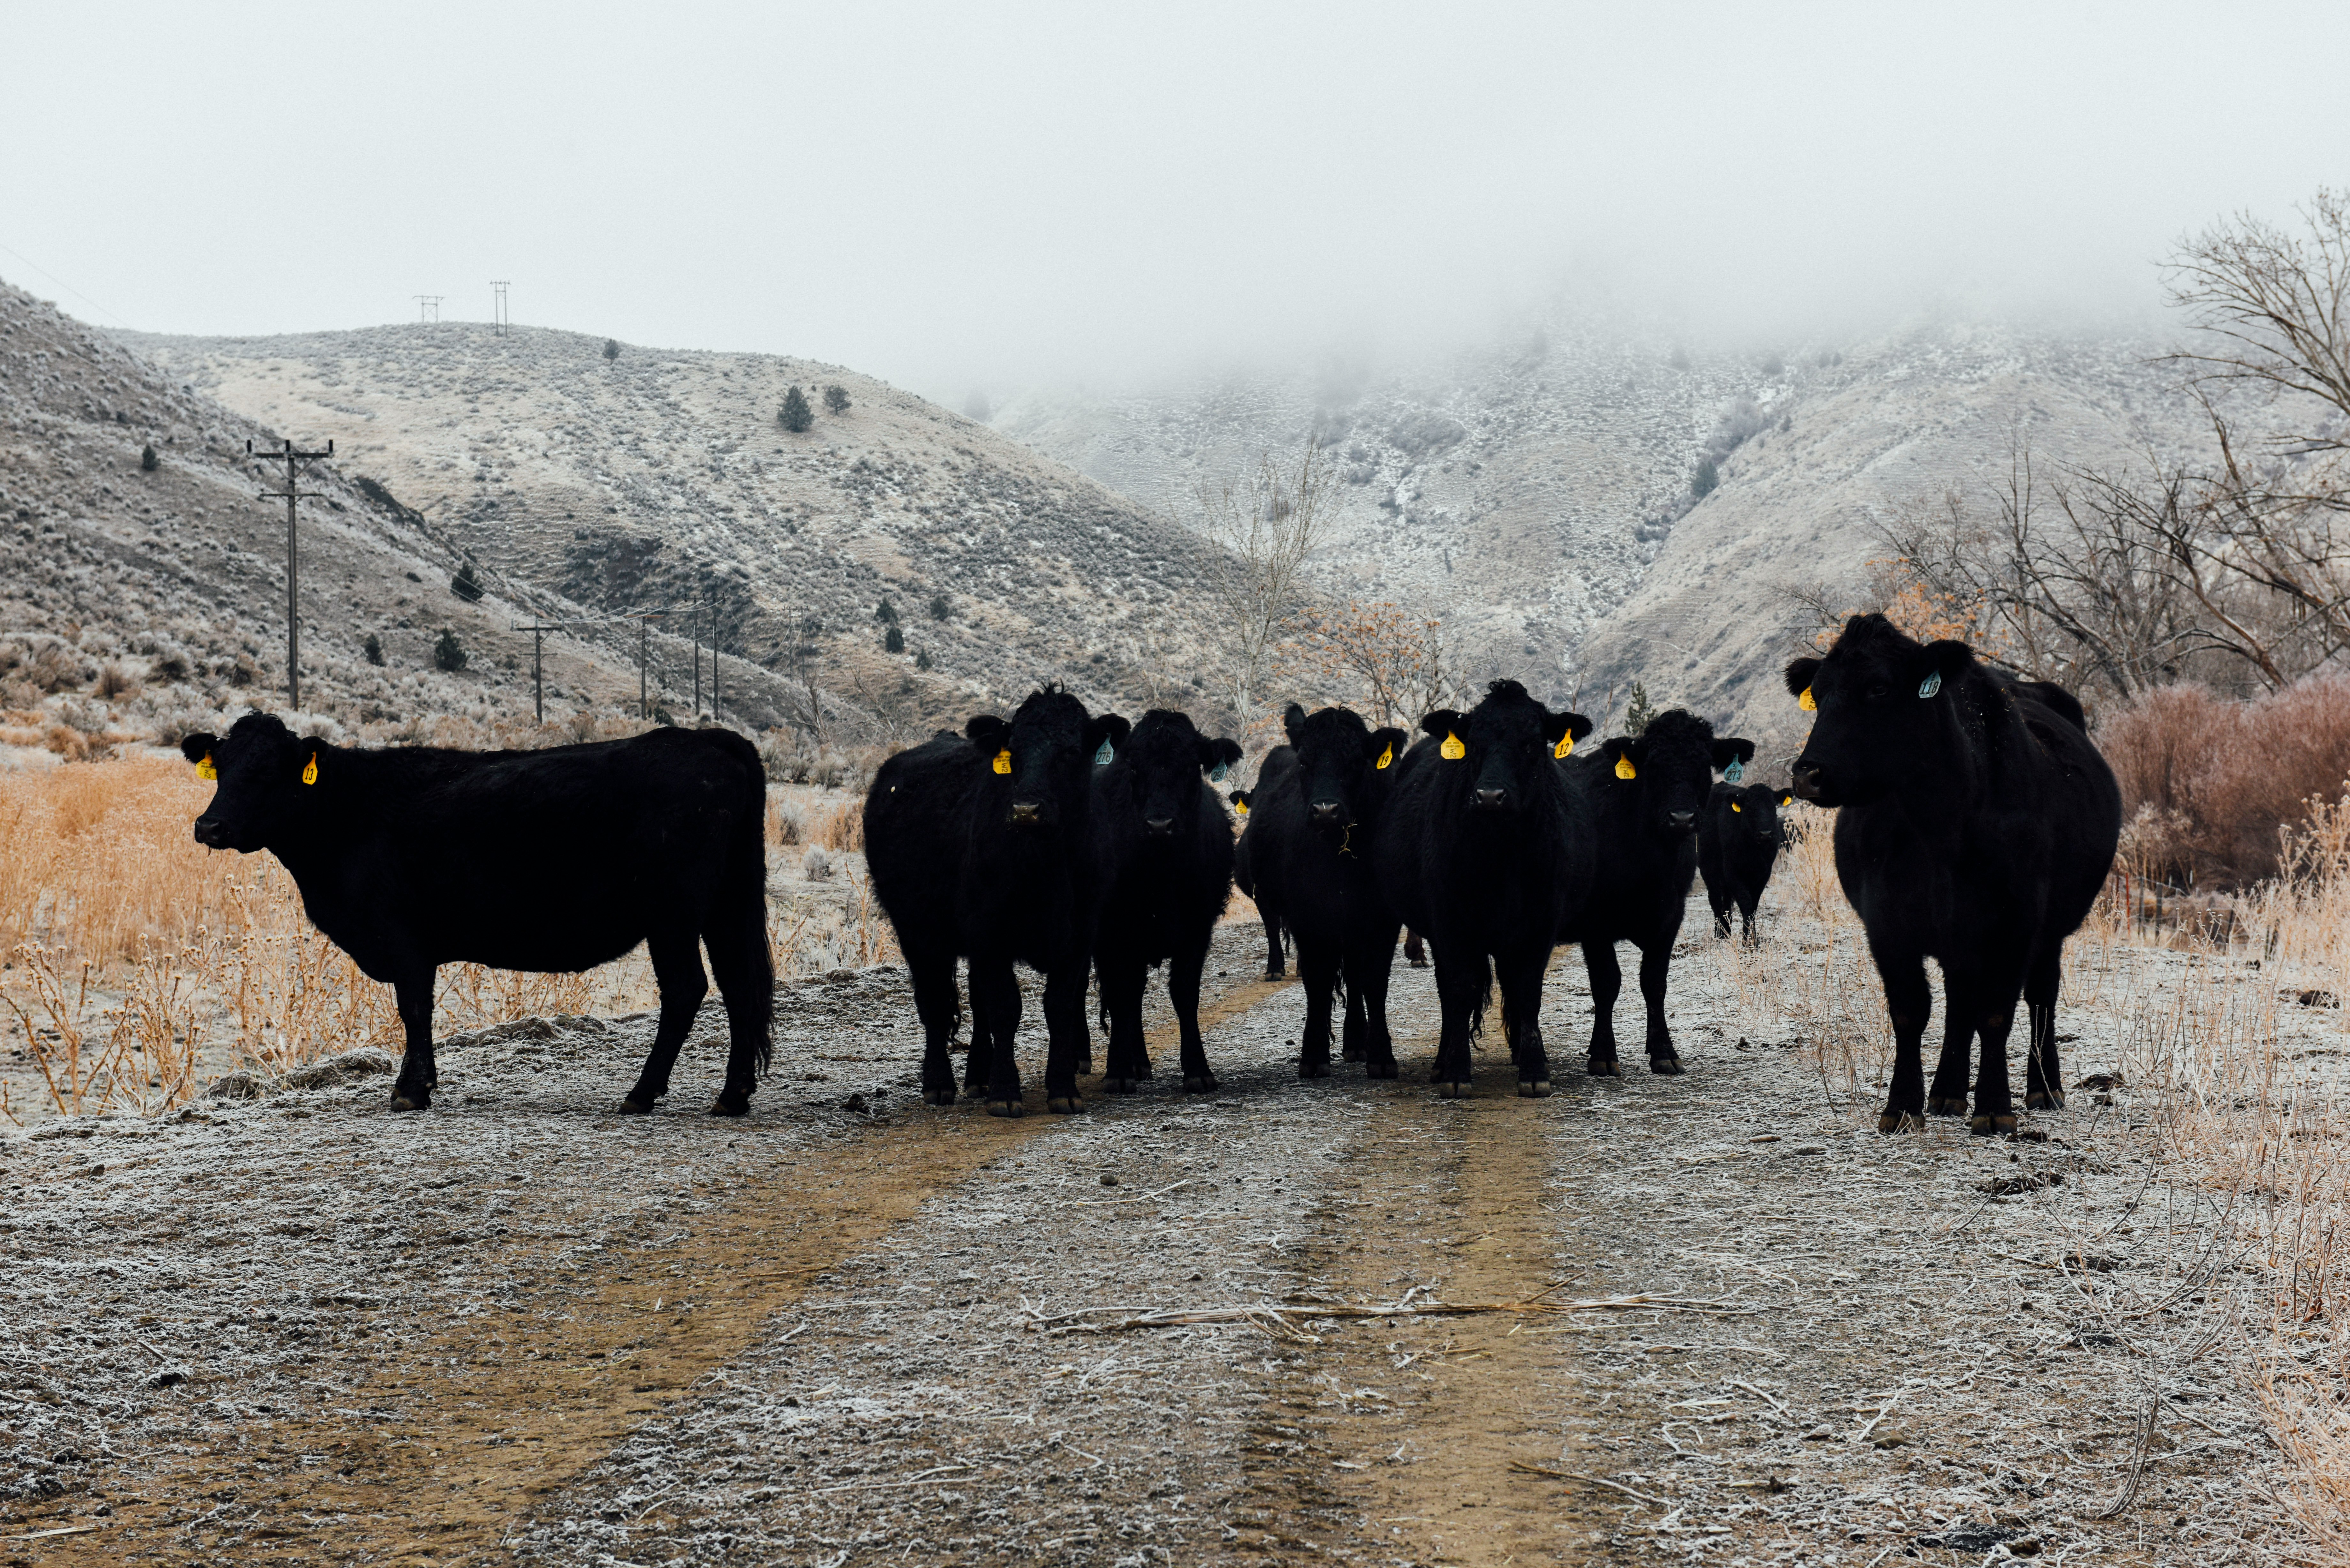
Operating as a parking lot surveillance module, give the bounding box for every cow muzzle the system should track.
[1008,800,1045,828]
[192,818,229,849]
[1791,762,1829,802]
[1144,816,1175,838]
[1473,787,1510,812]
[1308,800,1345,828]
[1666,810,1696,833]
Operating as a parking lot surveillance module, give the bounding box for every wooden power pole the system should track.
[248,436,334,711]
[515,621,564,723]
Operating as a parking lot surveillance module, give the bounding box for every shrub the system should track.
[603,339,620,362]
[450,561,485,603]
[914,648,933,671]
[2100,675,2350,887]
[779,387,813,433]
[928,594,950,621]
[1625,681,1657,736]
[95,663,139,701]
[884,625,905,654]
[432,629,468,673]
[140,444,158,472]
[1761,353,1785,377]
[363,633,385,667]
[1691,456,1719,499]
[823,384,850,415]
[875,597,896,623]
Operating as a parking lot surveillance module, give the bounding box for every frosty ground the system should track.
[0,908,2298,1567]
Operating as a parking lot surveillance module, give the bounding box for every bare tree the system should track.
[1290,598,1468,729]
[1187,442,1334,722]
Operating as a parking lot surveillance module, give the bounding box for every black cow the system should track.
[1698,780,1792,942]
[1240,706,1410,1077]
[1228,771,1289,980]
[1559,710,1754,1076]
[179,713,771,1115]
[1376,680,1594,1096]
[1788,613,2121,1134]
[1092,711,1244,1094]
[864,686,1127,1116]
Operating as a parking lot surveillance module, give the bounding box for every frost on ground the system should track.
[0,911,2322,1566]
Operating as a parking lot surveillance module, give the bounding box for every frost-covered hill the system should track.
[992,310,2210,756]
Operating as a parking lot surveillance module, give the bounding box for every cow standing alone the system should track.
[1788,614,2120,1134]
[1698,780,1792,942]
[180,713,773,1115]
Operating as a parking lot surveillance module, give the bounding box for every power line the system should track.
[490,280,510,335]
[247,436,335,712]
[413,295,443,323]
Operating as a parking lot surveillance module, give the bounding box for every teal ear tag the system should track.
[1095,738,1114,765]
[1723,758,1744,784]
[1919,671,1943,698]
[1208,761,1228,783]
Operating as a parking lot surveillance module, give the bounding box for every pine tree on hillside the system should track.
[779,387,813,433]
[433,629,468,672]
[884,625,906,654]
[823,384,851,415]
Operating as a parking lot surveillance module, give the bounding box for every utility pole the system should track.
[515,620,564,723]
[691,599,702,720]
[490,280,510,335]
[248,436,334,711]
[413,295,443,323]
[633,610,671,720]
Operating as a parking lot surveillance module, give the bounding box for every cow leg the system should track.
[1351,935,1399,1081]
[1582,939,1622,1077]
[1261,910,1286,981]
[623,932,710,1114]
[1170,937,1218,1093]
[389,968,437,1112]
[1297,941,1338,1078]
[2022,946,2066,1111]
[1709,886,1732,939]
[1403,928,1428,968]
[1969,969,2028,1137]
[1872,944,1932,1132]
[1499,952,1551,1097]
[1639,940,1681,1074]
[1429,944,1486,1097]
[1926,969,1976,1118]
[1339,968,1367,1062]
[1040,960,1089,1115]
[968,960,1024,1114]
[902,944,963,1106]
[704,893,772,1117]
[1097,953,1149,1095]
[1739,893,1762,945]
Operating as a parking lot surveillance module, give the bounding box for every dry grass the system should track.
[0,755,895,1123]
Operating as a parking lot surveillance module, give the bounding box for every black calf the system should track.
[1230,767,1291,980]
[1698,781,1791,941]
[1560,710,1753,1077]
[1092,711,1243,1094]
[865,687,1128,1116]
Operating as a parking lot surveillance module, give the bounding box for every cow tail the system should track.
[1463,953,1493,1044]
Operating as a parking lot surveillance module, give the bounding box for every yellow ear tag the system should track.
[1553,734,1574,759]
[1730,801,1742,813]
[1440,732,1465,760]
[1615,755,1638,780]
[992,749,1012,775]
[1235,799,1249,817]
[196,753,217,781]
[1376,744,1393,770]
[1798,686,1816,712]
[301,755,319,786]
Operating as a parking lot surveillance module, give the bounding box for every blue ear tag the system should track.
[1919,671,1943,699]
[1094,738,1114,765]
[1723,758,1744,784]
[1208,761,1228,783]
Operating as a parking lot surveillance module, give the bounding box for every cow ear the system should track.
[1597,737,1635,766]
[1199,736,1243,773]
[1541,711,1591,748]
[1282,703,1308,743]
[1418,709,1461,741]
[1711,737,1756,771]
[1228,789,1250,809]
[1086,713,1131,758]
[1920,639,1973,691]
[965,714,1009,755]
[180,732,217,765]
[1366,726,1407,769]
[297,737,325,785]
[1785,658,1821,699]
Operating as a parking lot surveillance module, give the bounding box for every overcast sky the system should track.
[5,1,2346,401]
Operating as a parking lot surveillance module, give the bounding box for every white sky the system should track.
[4,1,2346,400]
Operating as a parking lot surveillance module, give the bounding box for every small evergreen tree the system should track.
[928,593,950,621]
[1625,681,1657,736]
[779,387,813,433]
[140,443,159,472]
[603,338,620,362]
[451,560,486,603]
[363,632,386,667]
[433,629,468,672]
[1691,456,1719,500]
[823,383,850,415]
[875,597,896,623]
[885,625,906,654]
[914,648,934,671]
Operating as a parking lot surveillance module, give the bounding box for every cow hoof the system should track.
[1927,1097,1969,1117]
[709,1091,751,1118]
[1075,1057,1095,1077]
[922,1086,957,1106]
[1046,1096,1085,1115]
[1298,1061,1330,1080]
[1436,1080,1469,1099]
[2025,1090,2066,1111]
[1364,1059,1399,1080]
[1182,1074,1219,1094]
[389,1092,428,1113]
[1264,966,1285,981]
[1969,1114,2017,1137]
[985,1098,1025,1118]
[1103,1076,1141,1096]
[1649,1056,1684,1076]
[618,1096,657,1116]
[1586,1058,1621,1078]
[1878,1111,1926,1133]
[1517,1079,1552,1098]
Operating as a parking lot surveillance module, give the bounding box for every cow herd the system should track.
[176,613,2122,1138]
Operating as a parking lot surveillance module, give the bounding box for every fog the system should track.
[5,1,2347,402]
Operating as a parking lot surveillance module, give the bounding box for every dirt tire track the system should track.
[49,978,1287,1566]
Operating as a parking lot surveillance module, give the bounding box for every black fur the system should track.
[1697,781,1791,942]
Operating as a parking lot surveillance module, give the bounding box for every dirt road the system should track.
[0,919,2290,1565]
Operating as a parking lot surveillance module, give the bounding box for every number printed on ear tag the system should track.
[1615,755,1637,780]
[1799,686,1816,711]
[196,753,217,780]
[1376,744,1394,770]
[1723,758,1743,783]
[1918,671,1943,698]
[1208,760,1228,783]
[1553,734,1574,759]
[1095,738,1114,765]
[1235,799,1249,817]
[993,749,1012,774]
[301,755,319,786]
[1440,732,1465,760]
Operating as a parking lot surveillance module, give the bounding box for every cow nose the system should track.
[1473,788,1508,811]
[1667,810,1696,833]
[1308,800,1342,824]
[1791,762,1826,800]
[1144,816,1175,837]
[1009,801,1042,826]
[192,818,223,848]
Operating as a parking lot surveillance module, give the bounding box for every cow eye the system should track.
[1867,682,1890,700]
